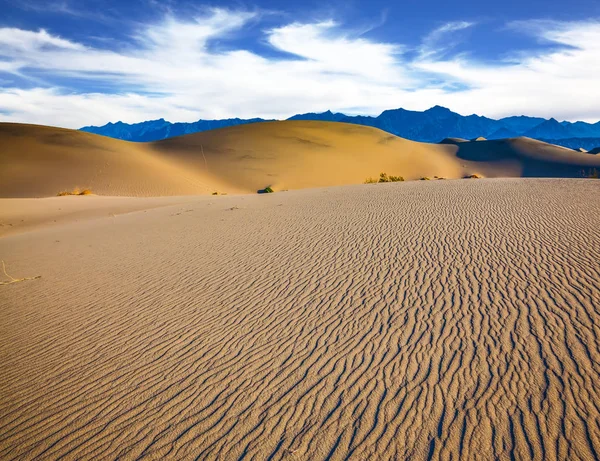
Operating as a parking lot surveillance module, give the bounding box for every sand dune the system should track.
[2,121,600,197]
[439,137,469,144]
[1,179,599,460]
[0,123,221,198]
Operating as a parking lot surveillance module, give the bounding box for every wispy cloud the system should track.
[0,11,599,128]
[419,21,474,59]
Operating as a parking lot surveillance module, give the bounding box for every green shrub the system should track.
[258,186,274,194]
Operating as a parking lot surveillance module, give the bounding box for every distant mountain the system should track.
[564,121,600,137]
[524,118,571,139]
[81,118,171,141]
[81,117,268,142]
[80,107,600,144]
[488,127,520,139]
[348,105,500,142]
[498,115,546,133]
[287,110,346,122]
[540,138,600,151]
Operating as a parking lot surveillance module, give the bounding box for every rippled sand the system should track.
[1,179,599,460]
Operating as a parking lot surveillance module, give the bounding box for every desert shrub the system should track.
[57,188,92,196]
[464,174,481,179]
[420,177,430,181]
[258,186,274,194]
[212,191,219,195]
[366,172,405,183]
[387,174,404,182]
[581,168,599,179]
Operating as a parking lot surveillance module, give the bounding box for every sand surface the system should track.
[2,121,600,198]
[0,195,206,238]
[1,178,599,460]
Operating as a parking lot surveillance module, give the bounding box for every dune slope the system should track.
[150,121,459,191]
[1,179,600,460]
[0,123,219,197]
[2,121,600,197]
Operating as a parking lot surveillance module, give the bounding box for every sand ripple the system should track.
[1,179,599,460]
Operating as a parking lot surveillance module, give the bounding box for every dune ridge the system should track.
[2,121,600,197]
[1,179,600,460]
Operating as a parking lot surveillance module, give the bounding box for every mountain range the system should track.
[80,106,600,149]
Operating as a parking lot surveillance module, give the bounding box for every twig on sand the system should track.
[0,260,41,285]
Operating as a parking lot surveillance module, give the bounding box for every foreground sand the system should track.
[1,179,600,460]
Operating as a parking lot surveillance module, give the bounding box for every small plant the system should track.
[365,172,404,184]
[57,188,93,196]
[387,174,404,182]
[581,168,599,179]
[212,192,219,195]
[464,174,481,179]
[258,186,274,194]
[420,177,430,181]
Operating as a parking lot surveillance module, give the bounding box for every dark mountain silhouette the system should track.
[523,118,571,139]
[540,138,600,151]
[287,110,347,122]
[80,107,600,146]
[498,115,546,133]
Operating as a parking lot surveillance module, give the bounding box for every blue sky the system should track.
[1,0,599,127]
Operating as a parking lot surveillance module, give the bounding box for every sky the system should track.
[1,0,600,128]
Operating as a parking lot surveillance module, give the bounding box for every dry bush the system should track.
[365,173,404,184]
[57,188,93,196]
[581,168,599,179]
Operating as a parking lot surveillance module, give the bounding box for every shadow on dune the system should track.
[452,137,600,178]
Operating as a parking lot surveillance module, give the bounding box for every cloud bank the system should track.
[0,10,599,128]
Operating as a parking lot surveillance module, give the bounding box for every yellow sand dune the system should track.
[1,121,599,197]
[0,123,221,198]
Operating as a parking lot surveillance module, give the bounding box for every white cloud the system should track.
[419,21,474,59]
[0,28,85,52]
[0,11,599,128]
[413,20,600,121]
